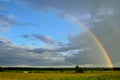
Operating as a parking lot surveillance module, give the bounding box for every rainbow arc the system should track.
[70,16,114,68]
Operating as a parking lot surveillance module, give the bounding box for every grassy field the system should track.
[0,71,120,80]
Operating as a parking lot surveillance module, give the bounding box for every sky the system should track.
[0,0,120,67]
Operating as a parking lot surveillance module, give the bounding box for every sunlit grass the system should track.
[0,71,120,80]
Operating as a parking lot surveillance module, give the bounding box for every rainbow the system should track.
[69,16,114,68]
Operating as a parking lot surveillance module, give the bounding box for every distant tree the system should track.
[75,65,79,73]
[0,66,3,72]
[75,65,84,73]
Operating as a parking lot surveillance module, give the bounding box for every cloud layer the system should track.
[19,0,120,67]
[0,31,109,67]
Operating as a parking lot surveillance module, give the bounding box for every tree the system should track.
[0,66,3,72]
[75,65,84,73]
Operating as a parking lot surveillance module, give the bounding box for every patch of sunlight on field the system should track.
[0,71,120,80]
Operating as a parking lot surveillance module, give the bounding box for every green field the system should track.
[0,71,120,80]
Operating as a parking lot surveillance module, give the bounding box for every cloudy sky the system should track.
[0,0,120,67]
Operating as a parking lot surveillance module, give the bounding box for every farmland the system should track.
[0,67,120,80]
[0,71,120,80]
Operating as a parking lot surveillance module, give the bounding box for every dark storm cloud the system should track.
[0,40,27,66]
[0,36,67,66]
[27,33,94,53]
[29,32,105,66]
[0,32,109,66]
[53,32,108,66]
[65,48,107,66]
[91,20,120,65]
[20,0,120,16]
[1,28,116,67]
[27,48,50,53]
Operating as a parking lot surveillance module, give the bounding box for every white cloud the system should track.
[32,34,55,44]
[0,15,14,32]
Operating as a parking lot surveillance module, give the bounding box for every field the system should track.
[0,71,120,80]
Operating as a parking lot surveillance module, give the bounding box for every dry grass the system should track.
[0,71,120,80]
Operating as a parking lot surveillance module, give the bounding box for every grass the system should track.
[0,71,120,80]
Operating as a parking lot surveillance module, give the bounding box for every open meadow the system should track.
[0,71,120,80]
